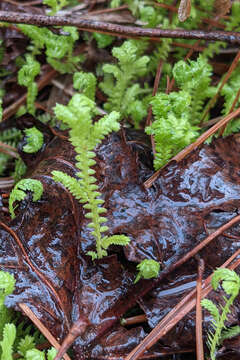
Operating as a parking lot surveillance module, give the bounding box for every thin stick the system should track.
[144,106,240,188]
[19,303,71,360]
[0,11,240,44]
[0,177,14,190]
[196,257,204,360]
[219,87,240,136]
[201,50,240,123]
[0,141,19,158]
[124,249,240,360]
[146,60,163,156]
[121,314,147,326]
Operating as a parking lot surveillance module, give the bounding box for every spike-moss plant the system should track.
[201,268,240,360]
[51,94,130,260]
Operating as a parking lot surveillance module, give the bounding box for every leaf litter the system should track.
[1,121,240,358]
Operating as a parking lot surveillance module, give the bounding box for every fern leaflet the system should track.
[23,127,44,154]
[9,179,43,219]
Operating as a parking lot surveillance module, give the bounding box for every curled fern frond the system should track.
[201,268,240,360]
[73,72,97,101]
[211,268,240,296]
[23,127,44,154]
[134,259,160,283]
[9,179,43,219]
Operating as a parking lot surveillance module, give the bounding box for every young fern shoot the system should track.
[9,179,43,219]
[52,94,130,260]
[201,268,240,360]
[23,127,44,153]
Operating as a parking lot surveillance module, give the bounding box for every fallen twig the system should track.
[0,11,240,43]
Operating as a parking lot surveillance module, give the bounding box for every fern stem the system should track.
[210,295,235,360]
[79,150,104,259]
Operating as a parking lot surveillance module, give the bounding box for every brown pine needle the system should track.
[19,303,71,360]
[196,258,205,360]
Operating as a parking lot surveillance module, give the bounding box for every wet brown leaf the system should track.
[1,123,240,358]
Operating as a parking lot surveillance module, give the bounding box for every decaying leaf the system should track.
[1,121,240,358]
[214,0,232,16]
[178,0,191,22]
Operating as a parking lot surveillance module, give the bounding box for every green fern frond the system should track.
[220,69,240,135]
[23,127,44,154]
[173,55,215,124]
[221,325,240,341]
[134,259,160,283]
[9,179,43,219]
[146,91,199,169]
[18,25,83,74]
[101,235,130,250]
[93,33,114,49]
[0,272,15,306]
[52,94,130,259]
[73,72,97,101]
[17,335,35,357]
[25,348,45,360]
[225,2,240,31]
[0,128,22,176]
[43,0,69,15]
[0,271,15,342]
[51,170,87,202]
[201,269,240,360]
[201,299,219,324]
[47,348,57,360]
[100,40,150,122]
[211,268,240,296]
[147,55,218,170]
[0,323,16,360]
[18,55,40,115]
[12,159,27,184]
